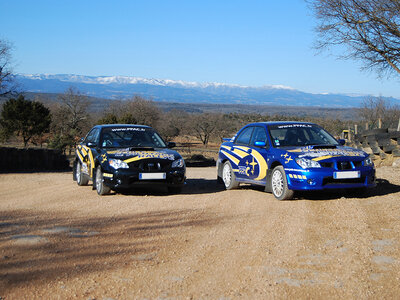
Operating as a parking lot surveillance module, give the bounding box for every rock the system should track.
[392,158,400,168]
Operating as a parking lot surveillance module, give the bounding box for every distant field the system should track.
[0,92,359,120]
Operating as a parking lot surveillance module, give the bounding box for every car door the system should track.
[247,126,270,183]
[83,128,100,178]
[232,126,254,181]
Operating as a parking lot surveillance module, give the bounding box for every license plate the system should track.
[139,173,166,180]
[333,171,360,179]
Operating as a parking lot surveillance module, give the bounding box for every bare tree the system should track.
[359,96,400,128]
[190,113,220,146]
[0,39,17,96]
[48,87,91,151]
[308,0,400,76]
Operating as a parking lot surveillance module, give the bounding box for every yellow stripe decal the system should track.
[220,145,232,151]
[251,149,268,181]
[221,150,240,166]
[88,149,94,177]
[81,146,88,156]
[124,157,142,164]
[232,148,249,158]
[312,155,334,162]
[76,150,84,164]
[234,146,250,152]
[103,173,113,178]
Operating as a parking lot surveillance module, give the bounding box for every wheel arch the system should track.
[265,160,283,193]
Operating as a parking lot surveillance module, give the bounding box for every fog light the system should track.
[117,179,122,185]
[307,179,316,185]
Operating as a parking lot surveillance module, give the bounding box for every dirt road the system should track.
[1,167,400,299]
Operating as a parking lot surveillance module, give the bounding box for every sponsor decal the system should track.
[111,150,175,162]
[281,153,293,164]
[276,124,312,129]
[111,127,146,132]
[288,147,365,161]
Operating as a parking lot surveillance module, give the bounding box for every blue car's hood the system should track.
[284,145,368,161]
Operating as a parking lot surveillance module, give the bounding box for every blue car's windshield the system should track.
[100,127,167,148]
[269,124,338,147]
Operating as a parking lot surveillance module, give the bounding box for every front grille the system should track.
[320,162,334,168]
[323,176,365,186]
[128,159,171,171]
[337,161,352,170]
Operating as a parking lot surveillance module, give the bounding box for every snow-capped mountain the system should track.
[14,73,399,107]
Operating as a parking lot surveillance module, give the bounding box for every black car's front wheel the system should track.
[95,166,111,195]
[76,161,89,186]
[271,166,294,200]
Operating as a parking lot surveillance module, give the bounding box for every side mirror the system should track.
[87,142,97,148]
[338,139,346,146]
[167,142,176,148]
[254,141,266,147]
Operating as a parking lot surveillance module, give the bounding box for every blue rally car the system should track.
[217,122,376,200]
[73,124,186,195]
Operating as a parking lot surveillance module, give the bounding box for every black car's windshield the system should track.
[269,124,338,147]
[100,127,167,148]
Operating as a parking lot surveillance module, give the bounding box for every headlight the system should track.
[364,156,373,167]
[109,158,129,169]
[295,158,321,169]
[172,158,185,168]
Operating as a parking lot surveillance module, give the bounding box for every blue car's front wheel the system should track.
[271,166,294,200]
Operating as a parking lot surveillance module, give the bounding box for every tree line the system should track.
[1,87,399,150]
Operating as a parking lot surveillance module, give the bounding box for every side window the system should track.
[235,127,254,145]
[85,128,100,144]
[250,127,268,147]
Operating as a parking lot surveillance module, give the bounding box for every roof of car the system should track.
[94,124,152,129]
[247,121,317,126]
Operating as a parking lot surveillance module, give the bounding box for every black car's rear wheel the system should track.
[76,161,89,186]
[96,166,111,195]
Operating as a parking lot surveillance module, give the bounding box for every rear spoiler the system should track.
[222,138,232,142]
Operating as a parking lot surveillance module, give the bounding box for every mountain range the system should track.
[15,74,400,108]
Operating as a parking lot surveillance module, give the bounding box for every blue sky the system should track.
[1,0,400,98]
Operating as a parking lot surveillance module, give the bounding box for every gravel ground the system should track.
[0,166,400,299]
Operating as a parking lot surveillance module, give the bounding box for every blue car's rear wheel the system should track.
[271,166,294,200]
[222,161,239,190]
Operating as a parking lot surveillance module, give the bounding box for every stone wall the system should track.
[349,129,400,166]
[0,147,71,172]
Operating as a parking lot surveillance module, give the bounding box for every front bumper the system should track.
[285,167,376,191]
[102,168,186,190]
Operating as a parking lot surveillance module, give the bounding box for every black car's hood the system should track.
[104,147,180,162]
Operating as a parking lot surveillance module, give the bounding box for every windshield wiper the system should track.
[309,144,337,149]
[129,146,155,151]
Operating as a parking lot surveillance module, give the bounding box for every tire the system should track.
[95,166,111,195]
[76,161,89,186]
[270,166,294,200]
[222,161,239,190]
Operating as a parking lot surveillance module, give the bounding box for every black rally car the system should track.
[73,124,186,195]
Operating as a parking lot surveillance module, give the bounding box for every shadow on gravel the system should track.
[115,179,225,196]
[181,179,225,195]
[0,209,225,292]
[294,178,400,201]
